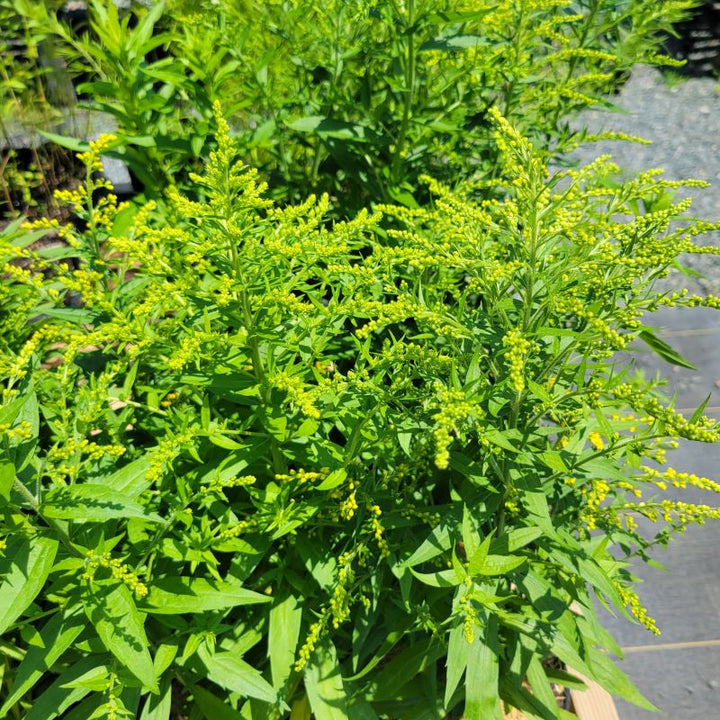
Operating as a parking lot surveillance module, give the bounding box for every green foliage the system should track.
[9,0,697,208]
[181,0,694,209]
[2,101,720,718]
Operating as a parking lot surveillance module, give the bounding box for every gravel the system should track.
[569,64,720,295]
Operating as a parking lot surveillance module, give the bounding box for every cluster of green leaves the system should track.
[13,0,695,210]
[2,100,720,719]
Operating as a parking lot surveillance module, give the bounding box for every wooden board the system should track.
[502,669,620,720]
[567,669,620,720]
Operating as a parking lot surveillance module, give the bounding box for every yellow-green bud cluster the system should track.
[202,475,256,496]
[271,371,321,419]
[460,591,477,643]
[0,420,33,442]
[295,613,328,672]
[275,468,328,485]
[431,384,483,469]
[502,329,533,393]
[616,584,660,635]
[367,504,390,558]
[641,466,720,494]
[82,551,148,598]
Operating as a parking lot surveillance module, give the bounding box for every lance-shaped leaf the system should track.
[143,576,270,614]
[465,613,502,720]
[0,536,58,635]
[191,685,244,720]
[304,640,350,720]
[197,646,276,704]
[268,593,302,690]
[0,608,85,718]
[83,581,158,693]
[42,484,163,523]
[24,657,96,720]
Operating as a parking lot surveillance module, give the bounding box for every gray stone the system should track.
[612,646,720,719]
[2,108,134,195]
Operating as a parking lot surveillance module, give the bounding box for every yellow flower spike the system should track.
[502,330,536,393]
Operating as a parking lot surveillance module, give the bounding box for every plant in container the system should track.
[1,105,720,718]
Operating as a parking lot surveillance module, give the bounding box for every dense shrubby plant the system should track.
[2,105,720,719]
[15,0,696,208]
[167,0,694,208]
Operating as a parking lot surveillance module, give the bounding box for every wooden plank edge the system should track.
[567,668,620,720]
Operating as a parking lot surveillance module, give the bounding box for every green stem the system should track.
[236,245,285,473]
[13,477,39,510]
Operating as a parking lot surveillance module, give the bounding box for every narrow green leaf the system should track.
[584,647,657,711]
[143,577,271,614]
[368,638,442,702]
[139,679,172,720]
[464,614,502,720]
[444,622,469,708]
[690,393,712,424]
[153,643,178,676]
[466,532,493,576]
[191,685,244,720]
[574,558,630,619]
[99,457,154,498]
[208,433,244,450]
[401,522,454,568]
[419,35,484,52]
[639,329,696,370]
[0,609,85,718]
[469,554,526,577]
[268,594,302,690]
[525,655,560,717]
[0,536,58,635]
[24,657,96,720]
[304,641,350,720]
[490,527,542,555]
[527,380,552,404]
[461,505,482,560]
[0,396,24,428]
[537,451,568,474]
[288,116,379,143]
[344,624,409,683]
[198,647,276,704]
[515,480,557,538]
[317,469,347,491]
[9,389,38,471]
[0,460,13,501]
[83,581,158,692]
[37,130,89,152]
[409,567,461,587]
[42,484,163,523]
[484,429,519,453]
[60,664,110,691]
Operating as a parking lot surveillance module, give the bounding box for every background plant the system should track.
[11,0,696,210]
[2,104,720,718]
[0,0,81,219]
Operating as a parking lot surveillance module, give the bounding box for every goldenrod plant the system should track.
[2,102,720,719]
